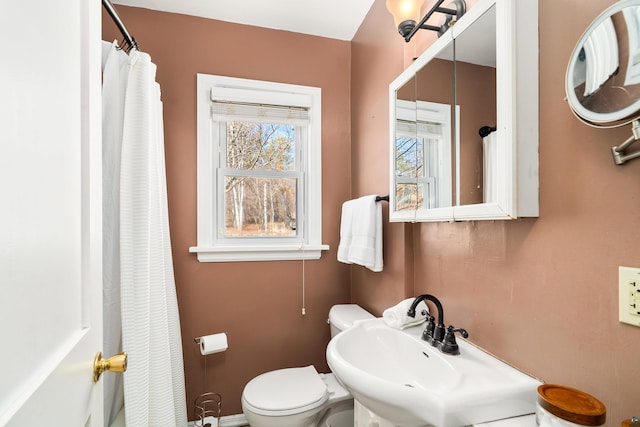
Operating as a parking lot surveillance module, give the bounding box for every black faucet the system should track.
[407,294,468,355]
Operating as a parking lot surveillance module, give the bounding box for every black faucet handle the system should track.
[447,325,468,338]
[421,313,436,343]
[441,325,469,355]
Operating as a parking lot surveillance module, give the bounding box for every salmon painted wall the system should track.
[350,0,414,315]
[352,0,640,423]
[103,8,352,417]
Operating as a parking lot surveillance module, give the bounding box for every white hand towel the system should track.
[337,195,383,272]
[337,199,355,264]
[382,298,429,329]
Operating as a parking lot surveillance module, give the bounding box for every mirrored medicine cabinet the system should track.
[388,0,539,222]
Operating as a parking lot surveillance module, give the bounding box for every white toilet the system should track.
[241,304,374,427]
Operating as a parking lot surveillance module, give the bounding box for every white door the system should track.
[0,0,104,426]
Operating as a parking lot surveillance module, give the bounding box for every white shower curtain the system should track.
[102,40,127,426]
[102,41,187,427]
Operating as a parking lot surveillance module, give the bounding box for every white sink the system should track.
[326,318,541,427]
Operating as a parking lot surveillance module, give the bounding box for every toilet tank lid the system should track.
[328,304,374,331]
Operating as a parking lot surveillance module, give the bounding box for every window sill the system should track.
[189,244,330,262]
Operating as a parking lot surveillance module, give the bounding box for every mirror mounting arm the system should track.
[612,120,640,165]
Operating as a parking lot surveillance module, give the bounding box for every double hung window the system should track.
[191,74,327,262]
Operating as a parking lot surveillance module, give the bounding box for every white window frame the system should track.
[190,74,328,262]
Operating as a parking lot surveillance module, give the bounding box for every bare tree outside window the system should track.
[223,121,298,237]
[395,122,441,211]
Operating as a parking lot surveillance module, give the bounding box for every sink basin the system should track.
[326,318,541,427]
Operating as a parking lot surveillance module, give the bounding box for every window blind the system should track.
[211,100,309,126]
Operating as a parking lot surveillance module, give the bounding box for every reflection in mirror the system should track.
[567,2,640,125]
[390,0,539,221]
[414,44,455,211]
[394,39,455,214]
[394,77,418,213]
[454,4,497,205]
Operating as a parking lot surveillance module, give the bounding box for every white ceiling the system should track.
[111,0,376,41]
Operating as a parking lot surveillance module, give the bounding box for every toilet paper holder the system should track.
[194,332,228,356]
[193,335,226,427]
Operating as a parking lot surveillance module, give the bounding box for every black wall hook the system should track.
[479,126,497,138]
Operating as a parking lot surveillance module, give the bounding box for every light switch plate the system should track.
[619,266,640,327]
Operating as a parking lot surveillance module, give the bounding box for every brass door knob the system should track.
[93,352,127,382]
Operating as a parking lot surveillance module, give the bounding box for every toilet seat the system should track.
[242,366,329,416]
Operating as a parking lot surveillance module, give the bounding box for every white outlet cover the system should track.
[619,266,640,327]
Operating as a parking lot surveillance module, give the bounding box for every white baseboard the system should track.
[189,414,248,427]
[220,414,249,427]
[188,416,218,427]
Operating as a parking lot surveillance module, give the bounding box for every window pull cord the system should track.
[301,244,306,316]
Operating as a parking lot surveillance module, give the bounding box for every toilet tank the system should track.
[328,304,374,338]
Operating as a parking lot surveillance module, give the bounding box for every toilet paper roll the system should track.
[199,333,228,355]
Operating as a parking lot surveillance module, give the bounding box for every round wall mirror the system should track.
[566,0,640,127]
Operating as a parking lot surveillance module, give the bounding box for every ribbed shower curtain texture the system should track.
[102,41,188,427]
[102,40,127,427]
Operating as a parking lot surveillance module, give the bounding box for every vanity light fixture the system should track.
[386,0,466,42]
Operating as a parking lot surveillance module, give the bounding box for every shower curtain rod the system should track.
[102,0,139,52]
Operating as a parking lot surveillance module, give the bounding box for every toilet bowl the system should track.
[242,366,350,427]
[241,304,374,427]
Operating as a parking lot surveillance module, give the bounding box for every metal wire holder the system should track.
[194,337,223,427]
[194,391,222,427]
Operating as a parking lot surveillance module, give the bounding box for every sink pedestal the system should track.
[355,400,395,427]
